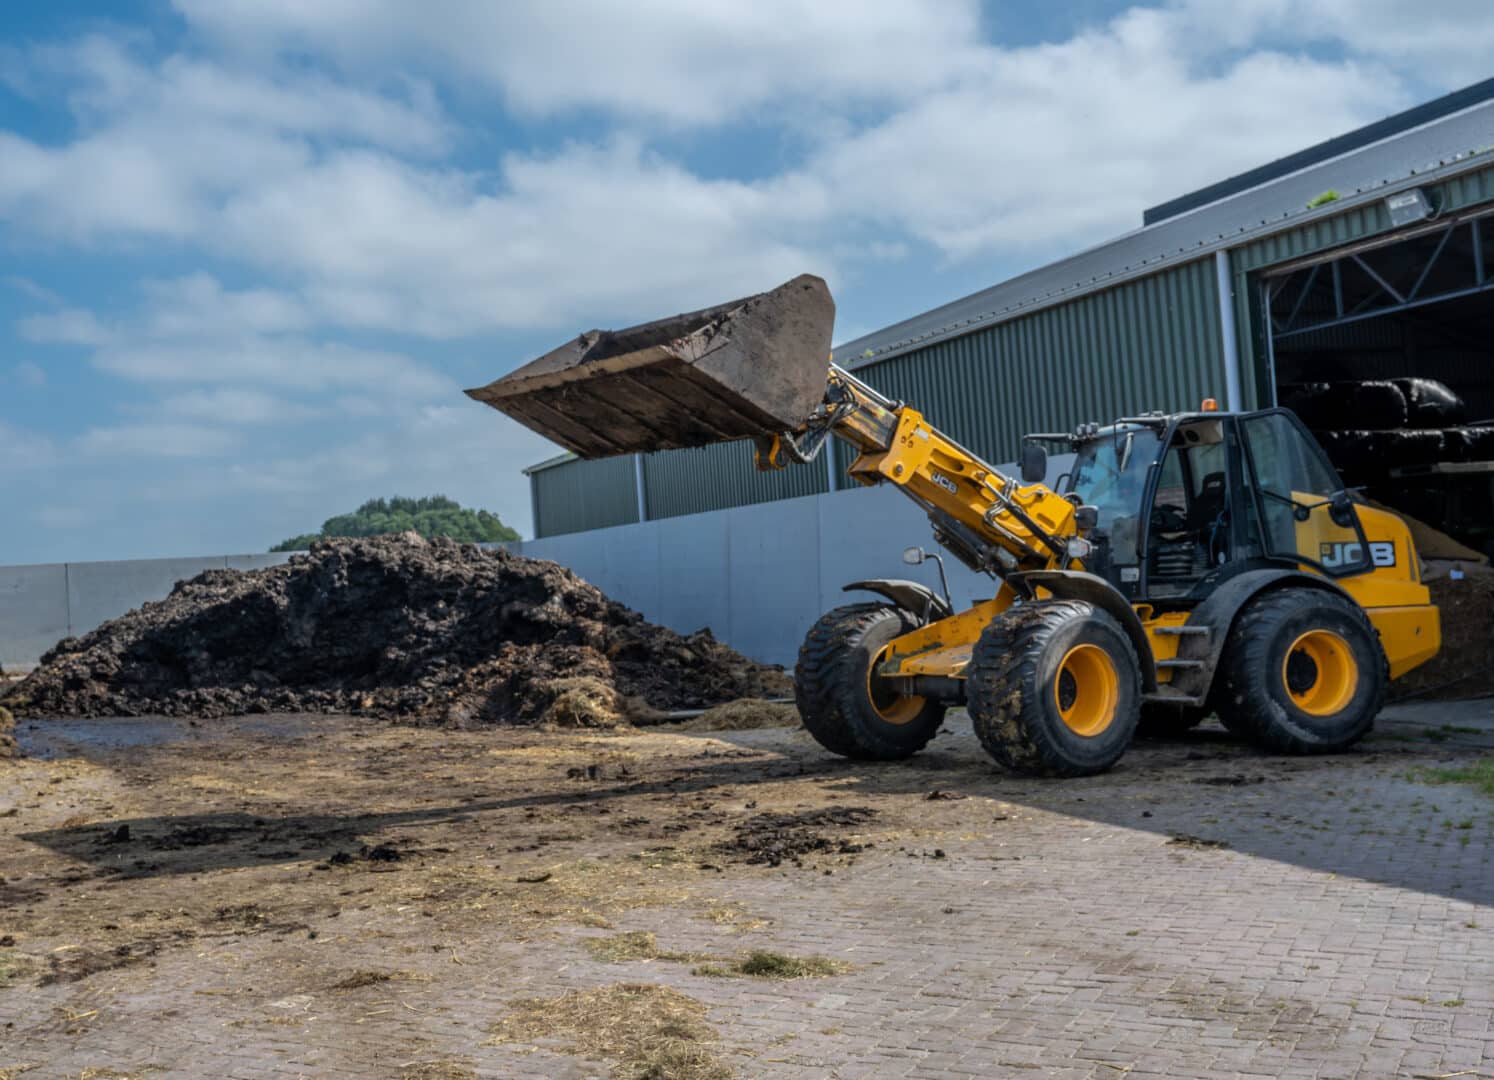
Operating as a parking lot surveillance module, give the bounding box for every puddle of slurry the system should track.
[16,715,317,760]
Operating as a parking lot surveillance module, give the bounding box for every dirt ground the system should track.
[2,705,1492,1078]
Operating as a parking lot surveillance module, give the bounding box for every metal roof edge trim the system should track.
[522,451,579,476]
[838,152,1494,374]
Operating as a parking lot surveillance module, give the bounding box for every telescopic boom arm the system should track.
[753,364,1079,577]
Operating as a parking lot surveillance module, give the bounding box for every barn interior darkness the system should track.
[1269,209,1494,558]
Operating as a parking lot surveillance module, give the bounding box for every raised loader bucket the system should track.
[465,274,834,458]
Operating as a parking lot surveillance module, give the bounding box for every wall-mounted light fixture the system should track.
[1385,187,1434,227]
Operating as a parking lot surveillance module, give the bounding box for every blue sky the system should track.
[0,1,1482,563]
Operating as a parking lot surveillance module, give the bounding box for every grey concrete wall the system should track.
[0,564,70,673]
[522,483,1002,668]
[0,552,292,672]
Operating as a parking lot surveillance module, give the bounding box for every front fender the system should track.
[1007,569,1157,691]
[842,579,953,624]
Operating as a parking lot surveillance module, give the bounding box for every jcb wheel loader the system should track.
[469,275,1441,777]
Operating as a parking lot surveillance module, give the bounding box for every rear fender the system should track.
[1169,569,1356,699]
[842,579,953,624]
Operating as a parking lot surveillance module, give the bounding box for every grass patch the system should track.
[692,950,848,980]
[1414,757,1494,798]
[489,983,731,1080]
[1306,189,1341,209]
[584,932,702,965]
[1423,725,1484,743]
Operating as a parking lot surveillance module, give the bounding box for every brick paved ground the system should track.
[2,700,1491,1079]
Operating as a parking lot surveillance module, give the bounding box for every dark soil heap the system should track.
[1390,561,1494,701]
[2,533,788,724]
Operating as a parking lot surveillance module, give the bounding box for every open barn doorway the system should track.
[1264,208,1494,559]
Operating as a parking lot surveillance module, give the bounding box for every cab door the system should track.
[1236,410,1372,578]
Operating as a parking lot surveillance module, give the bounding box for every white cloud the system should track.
[77,422,243,459]
[185,400,550,541]
[138,274,309,339]
[19,308,110,346]
[16,34,450,153]
[155,387,319,425]
[813,10,1405,256]
[0,35,447,243]
[173,0,986,124]
[1176,0,1494,89]
[3,276,66,306]
[94,338,454,400]
[215,140,831,335]
[16,272,452,404]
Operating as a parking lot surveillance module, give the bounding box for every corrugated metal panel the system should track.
[531,454,638,538]
[843,258,1224,466]
[1229,163,1494,407]
[1441,164,1494,214]
[642,439,828,521]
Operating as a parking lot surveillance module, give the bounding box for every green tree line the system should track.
[271,495,519,551]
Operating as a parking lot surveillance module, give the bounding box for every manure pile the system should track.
[1391,561,1494,702]
[2,533,788,724]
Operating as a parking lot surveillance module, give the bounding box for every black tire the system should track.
[794,604,947,760]
[1135,702,1210,738]
[1213,588,1386,754]
[967,600,1141,777]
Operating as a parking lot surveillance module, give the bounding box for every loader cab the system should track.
[1066,408,1373,604]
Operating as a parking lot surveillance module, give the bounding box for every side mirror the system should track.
[1020,441,1047,484]
[1074,505,1099,531]
[902,546,926,566]
[1329,490,1355,529]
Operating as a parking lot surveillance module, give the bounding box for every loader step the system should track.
[1156,658,1207,669]
[1142,691,1207,707]
[1153,625,1211,637]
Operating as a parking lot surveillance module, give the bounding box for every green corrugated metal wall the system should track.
[1228,163,1494,407]
[531,454,638,537]
[845,256,1224,466]
[641,439,829,520]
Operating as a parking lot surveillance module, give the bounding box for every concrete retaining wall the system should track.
[0,553,292,672]
[522,483,999,667]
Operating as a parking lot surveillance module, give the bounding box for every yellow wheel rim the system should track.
[1283,630,1358,716]
[865,645,927,726]
[1053,643,1119,737]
